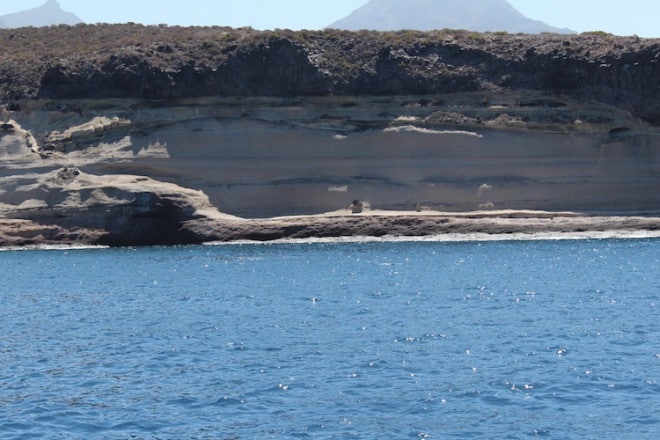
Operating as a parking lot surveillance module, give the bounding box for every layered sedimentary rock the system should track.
[0,26,658,245]
[0,26,658,123]
[6,95,657,217]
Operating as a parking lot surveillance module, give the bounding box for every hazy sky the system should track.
[1,0,658,37]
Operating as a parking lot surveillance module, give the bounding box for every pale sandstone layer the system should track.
[8,94,659,218]
[0,94,658,246]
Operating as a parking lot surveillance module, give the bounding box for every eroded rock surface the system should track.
[0,120,40,158]
[43,116,131,153]
[0,167,232,246]
[2,95,659,221]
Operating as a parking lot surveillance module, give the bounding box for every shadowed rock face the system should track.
[216,39,333,96]
[37,39,333,100]
[328,0,574,34]
[0,27,651,124]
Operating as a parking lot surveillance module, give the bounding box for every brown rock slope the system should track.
[0,26,658,123]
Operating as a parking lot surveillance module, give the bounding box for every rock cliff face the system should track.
[0,26,659,246]
[3,94,659,218]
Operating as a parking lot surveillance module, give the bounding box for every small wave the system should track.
[212,396,245,407]
[384,125,483,137]
[0,244,109,252]
[204,230,660,247]
[3,231,657,252]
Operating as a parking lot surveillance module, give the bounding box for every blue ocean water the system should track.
[0,238,658,439]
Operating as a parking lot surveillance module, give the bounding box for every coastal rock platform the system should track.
[2,206,659,248]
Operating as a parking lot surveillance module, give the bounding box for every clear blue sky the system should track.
[1,0,658,37]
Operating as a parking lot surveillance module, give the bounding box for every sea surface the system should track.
[0,238,658,439]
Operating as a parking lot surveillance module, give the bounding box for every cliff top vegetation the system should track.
[0,24,658,123]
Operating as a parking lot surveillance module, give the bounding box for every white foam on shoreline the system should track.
[0,244,109,252]
[1,230,658,252]
[383,125,484,137]
[204,230,660,246]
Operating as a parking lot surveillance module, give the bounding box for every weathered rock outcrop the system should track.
[199,211,660,243]
[0,167,233,246]
[0,120,39,158]
[43,116,131,153]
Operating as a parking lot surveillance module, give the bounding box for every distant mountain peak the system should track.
[0,0,83,28]
[328,0,574,34]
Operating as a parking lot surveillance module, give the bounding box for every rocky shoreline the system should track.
[2,208,659,248]
[200,211,660,243]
